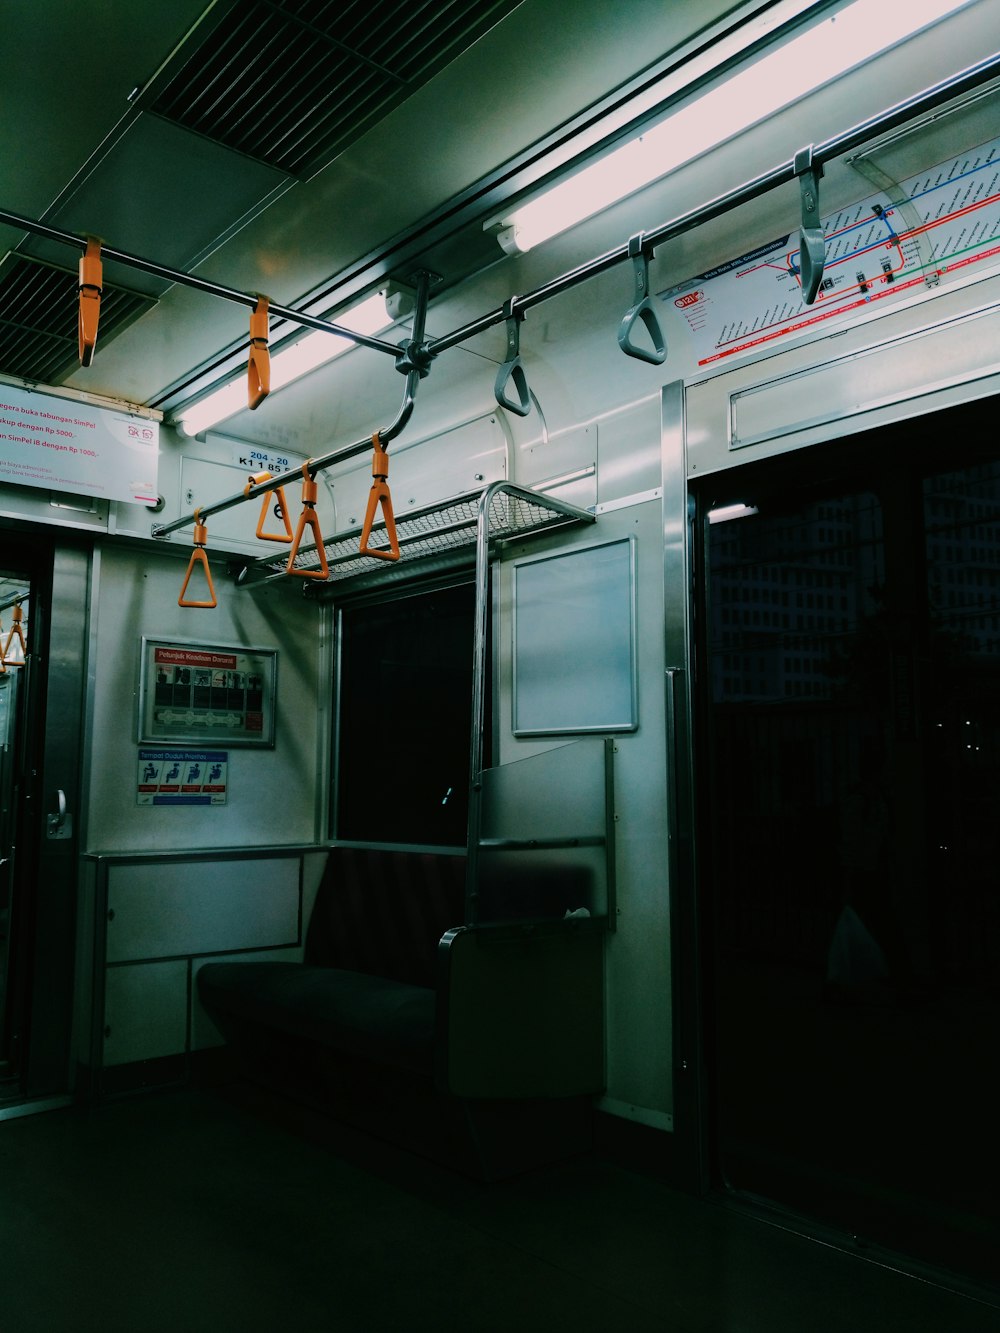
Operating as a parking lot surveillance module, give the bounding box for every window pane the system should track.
[336,582,476,846]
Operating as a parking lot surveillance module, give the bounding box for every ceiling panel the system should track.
[0,255,156,386]
[25,114,292,292]
[150,0,525,178]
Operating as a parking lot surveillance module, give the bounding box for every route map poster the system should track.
[0,383,158,503]
[136,749,228,807]
[663,134,1000,367]
[138,638,276,748]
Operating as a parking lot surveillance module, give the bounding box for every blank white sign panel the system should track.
[513,537,637,735]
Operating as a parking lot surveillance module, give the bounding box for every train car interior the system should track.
[2,0,1000,1327]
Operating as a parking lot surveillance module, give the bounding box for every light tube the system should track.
[707,503,759,524]
[492,0,975,254]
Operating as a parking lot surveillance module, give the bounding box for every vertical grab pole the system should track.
[465,483,498,927]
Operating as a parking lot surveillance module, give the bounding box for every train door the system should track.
[0,539,87,1106]
[694,394,1000,1293]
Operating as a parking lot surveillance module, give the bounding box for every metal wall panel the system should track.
[102,961,187,1066]
[105,857,300,962]
[496,496,671,1123]
[686,272,1000,479]
[730,304,1000,452]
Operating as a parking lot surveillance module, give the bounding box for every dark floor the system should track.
[2,1084,998,1333]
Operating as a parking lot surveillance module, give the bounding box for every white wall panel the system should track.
[84,542,324,852]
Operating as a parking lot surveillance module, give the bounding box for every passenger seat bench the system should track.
[197,844,605,1104]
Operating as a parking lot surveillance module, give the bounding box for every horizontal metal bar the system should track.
[478,836,607,850]
[0,206,401,357]
[151,368,419,537]
[427,49,1000,357]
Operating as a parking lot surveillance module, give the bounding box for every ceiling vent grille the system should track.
[150,0,523,178]
[0,257,155,387]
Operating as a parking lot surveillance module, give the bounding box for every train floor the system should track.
[2,1081,999,1333]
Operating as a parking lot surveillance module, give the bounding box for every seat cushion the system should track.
[198,962,435,1076]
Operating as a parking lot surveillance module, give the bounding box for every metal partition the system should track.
[469,737,615,927]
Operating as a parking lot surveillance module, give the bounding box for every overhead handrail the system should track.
[245,469,293,543]
[617,233,666,365]
[142,51,1000,553]
[78,236,102,367]
[493,299,531,417]
[247,295,271,410]
[0,48,996,414]
[286,463,330,579]
[426,50,1000,358]
[359,432,401,561]
[793,145,826,305]
[178,511,218,608]
[0,207,401,360]
[151,365,420,541]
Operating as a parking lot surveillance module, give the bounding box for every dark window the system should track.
[335,581,478,846]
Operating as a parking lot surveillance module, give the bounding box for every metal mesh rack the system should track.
[236,482,595,591]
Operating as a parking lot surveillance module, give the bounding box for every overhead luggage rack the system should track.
[235,482,596,593]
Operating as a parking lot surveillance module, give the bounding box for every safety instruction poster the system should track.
[139,639,276,747]
[0,383,158,503]
[136,749,228,806]
[664,134,1000,367]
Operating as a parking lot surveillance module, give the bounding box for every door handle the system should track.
[46,789,73,840]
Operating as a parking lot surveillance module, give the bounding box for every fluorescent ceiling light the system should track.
[490,0,974,254]
[176,290,392,437]
[708,503,759,524]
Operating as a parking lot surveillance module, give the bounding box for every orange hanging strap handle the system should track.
[247,295,270,410]
[2,603,26,664]
[178,510,218,608]
[286,463,330,579]
[245,470,292,543]
[78,236,103,367]
[359,432,400,562]
[0,616,7,674]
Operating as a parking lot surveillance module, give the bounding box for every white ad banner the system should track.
[0,383,158,504]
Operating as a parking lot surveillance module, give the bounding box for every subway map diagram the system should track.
[663,134,1000,367]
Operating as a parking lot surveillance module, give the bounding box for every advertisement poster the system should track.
[0,383,158,504]
[138,639,276,747]
[137,749,228,806]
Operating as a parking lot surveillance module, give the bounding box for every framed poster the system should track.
[138,638,276,748]
[512,536,637,736]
